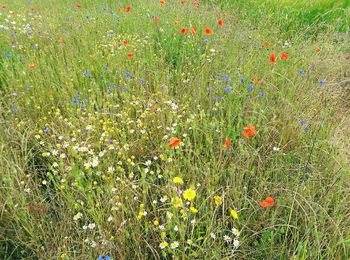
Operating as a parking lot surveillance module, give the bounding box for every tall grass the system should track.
[0,0,349,259]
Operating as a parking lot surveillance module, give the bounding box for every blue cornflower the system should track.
[225,86,232,94]
[204,38,209,43]
[298,69,305,75]
[299,119,306,125]
[109,139,113,144]
[139,79,145,85]
[5,53,11,59]
[304,127,310,132]
[83,70,90,77]
[104,66,108,71]
[214,96,222,101]
[124,72,131,78]
[76,93,81,99]
[247,84,253,91]
[86,16,90,19]
[240,77,246,84]
[82,99,88,103]
[103,7,107,11]
[80,105,86,110]
[33,44,39,50]
[43,127,49,133]
[72,99,78,105]
[25,86,32,90]
[98,256,111,260]
[121,86,127,92]
[114,85,119,90]
[207,87,212,93]
[320,79,326,86]
[107,85,112,89]
[259,91,265,97]
[222,75,229,83]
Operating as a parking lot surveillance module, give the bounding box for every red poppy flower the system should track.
[123,39,129,45]
[153,16,159,23]
[125,5,131,13]
[168,137,181,148]
[160,0,166,4]
[180,28,187,35]
[127,53,134,59]
[29,63,36,70]
[28,204,46,216]
[193,0,200,8]
[261,41,269,47]
[58,36,65,44]
[225,139,231,150]
[269,54,277,63]
[75,3,82,9]
[152,104,158,111]
[204,28,213,35]
[180,0,185,4]
[252,75,260,84]
[280,53,288,60]
[218,19,224,27]
[259,197,275,208]
[190,25,197,35]
[242,125,256,138]
[1,3,6,9]
[316,47,321,53]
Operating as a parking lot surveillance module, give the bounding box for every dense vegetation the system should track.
[1,0,349,259]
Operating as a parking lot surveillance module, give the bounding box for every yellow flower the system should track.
[159,241,168,249]
[214,195,222,206]
[183,188,196,201]
[154,220,159,226]
[190,206,198,213]
[172,176,183,184]
[172,197,183,208]
[230,209,238,220]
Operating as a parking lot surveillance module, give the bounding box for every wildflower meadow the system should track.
[0,0,350,259]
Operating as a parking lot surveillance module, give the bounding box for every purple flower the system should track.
[72,99,78,105]
[124,72,131,78]
[177,189,184,195]
[299,119,306,125]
